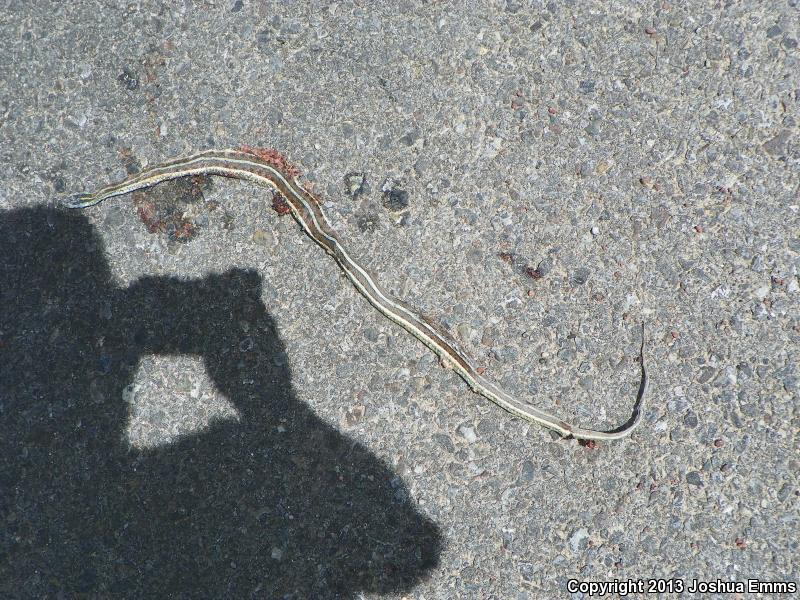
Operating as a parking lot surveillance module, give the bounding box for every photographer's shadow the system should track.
[0,207,441,598]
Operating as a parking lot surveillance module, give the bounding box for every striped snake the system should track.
[63,148,648,441]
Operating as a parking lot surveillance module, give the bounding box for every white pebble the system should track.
[457,424,478,443]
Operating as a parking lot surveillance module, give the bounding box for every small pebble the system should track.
[457,424,477,443]
[777,483,793,502]
[383,189,409,212]
[344,172,368,197]
[686,471,703,487]
[571,267,590,285]
[117,67,139,91]
[518,460,536,483]
[766,24,782,38]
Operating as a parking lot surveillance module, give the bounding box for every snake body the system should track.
[64,148,648,441]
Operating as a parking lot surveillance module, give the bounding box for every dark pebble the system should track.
[571,267,591,285]
[433,433,455,453]
[256,30,271,49]
[669,427,686,443]
[686,471,703,487]
[399,130,420,146]
[697,366,716,384]
[117,67,139,91]
[777,483,793,502]
[763,129,791,156]
[383,189,409,212]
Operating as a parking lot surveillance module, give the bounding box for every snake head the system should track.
[61,193,99,209]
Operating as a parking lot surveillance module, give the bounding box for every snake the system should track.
[63,147,648,441]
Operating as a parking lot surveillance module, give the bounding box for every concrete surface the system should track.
[1,1,797,598]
